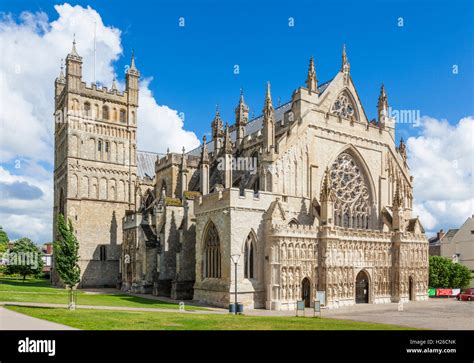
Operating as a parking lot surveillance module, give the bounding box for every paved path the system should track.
[244,298,474,330]
[0,306,76,330]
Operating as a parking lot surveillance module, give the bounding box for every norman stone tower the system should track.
[53,40,139,287]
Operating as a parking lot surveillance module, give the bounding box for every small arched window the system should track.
[84,102,91,117]
[131,111,136,124]
[244,233,256,279]
[120,109,126,123]
[102,105,109,120]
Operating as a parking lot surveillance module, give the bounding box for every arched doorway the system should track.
[355,270,369,304]
[301,277,311,307]
[409,276,414,301]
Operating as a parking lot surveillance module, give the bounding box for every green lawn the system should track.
[0,276,206,311]
[5,306,415,330]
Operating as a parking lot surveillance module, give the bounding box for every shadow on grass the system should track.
[98,294,177,307]
[0,277,55,288]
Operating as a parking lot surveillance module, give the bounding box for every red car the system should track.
[456,288,474,301]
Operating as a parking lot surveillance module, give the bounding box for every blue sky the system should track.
[0,0,473,243]
[3,0,473,137]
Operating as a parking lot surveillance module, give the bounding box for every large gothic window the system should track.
[331,91,357,121]
[203,222,221,278]
[329,152,371,229]
[244,233,256,279]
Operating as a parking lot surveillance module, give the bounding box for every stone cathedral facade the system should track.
[53,43,429,309]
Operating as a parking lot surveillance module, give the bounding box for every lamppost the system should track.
[230,254,241,315]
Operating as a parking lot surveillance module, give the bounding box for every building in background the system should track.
[41,243,53,278]
[440,216,474,287]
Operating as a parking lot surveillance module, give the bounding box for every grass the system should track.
[0,276,206,311]
[5,306,415,330]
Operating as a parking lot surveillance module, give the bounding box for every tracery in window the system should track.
[329,152,370,229]
[203,222,221,278]
[331,91,357,121]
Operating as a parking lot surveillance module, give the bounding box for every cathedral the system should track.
[53,42,429,309]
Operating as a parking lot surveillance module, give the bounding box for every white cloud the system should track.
[0,165,53,243]
[408,116,474,235]
[0,3,199,243]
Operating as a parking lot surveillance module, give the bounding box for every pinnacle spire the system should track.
[306,56,318,93]
[264,81,273,111]
[320,167,335,202]
[341,44,350,73]
[398,137,407,161]
[393,180,403,208]
[58,59,65,81]
[70,34,79,56]
[212,105,224,141]
[235,88,249,126]
[180,146,187,171]
[126,50,139,77]
[111,77,117,90]
[224,123,232,154]
[130,49,137,70]
[201,135,209,164]
[377,83,389,120]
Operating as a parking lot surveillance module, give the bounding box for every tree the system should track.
[0,226,9,253]
[450,262,472,289]
[5,238,44,280]
[429,256,472,289]
[53,214,81,310]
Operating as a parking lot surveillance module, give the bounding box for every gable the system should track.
[318,72,370,124]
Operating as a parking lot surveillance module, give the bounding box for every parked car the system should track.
[456,288,474,301]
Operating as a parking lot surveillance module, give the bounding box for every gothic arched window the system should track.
[244,233,256,279]
[329,152,371,229]
[102,106,109,120]
[120,109,126,123]
[84,102,91,117]
[203,222,221,278]
[331,91,358,121]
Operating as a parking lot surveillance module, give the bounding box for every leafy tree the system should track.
[0,226,9,253]
[429,256,472,288]
[53,214,81,310]
[5,238,44,280]
[449,262,472,289]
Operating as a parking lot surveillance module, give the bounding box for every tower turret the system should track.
[126,51,140,107]
[65,37,82,91]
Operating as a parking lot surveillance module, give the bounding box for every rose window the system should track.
[331,92,357,121]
